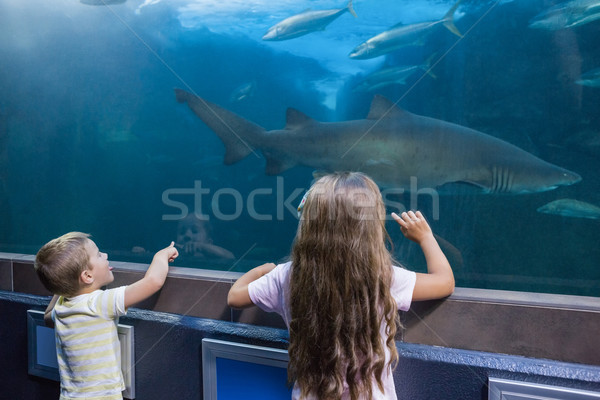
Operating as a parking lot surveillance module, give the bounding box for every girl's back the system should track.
[289,172,400,399]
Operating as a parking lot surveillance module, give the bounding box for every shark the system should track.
[262,0,357,41]
[349,0,462,60]
[174,89,581,194]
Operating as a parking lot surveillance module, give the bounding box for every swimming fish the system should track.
[349,0,462,59]
[537,199,600,219]
[229,81,257,102]
[529,0,600,30]
[575,67,600,87]
[262,0,357,41]
[353,55,437,92]
[175,89,581,194]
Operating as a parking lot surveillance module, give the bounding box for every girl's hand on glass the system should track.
[391,211,433,244]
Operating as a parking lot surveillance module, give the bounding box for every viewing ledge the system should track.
[1,252,598,366]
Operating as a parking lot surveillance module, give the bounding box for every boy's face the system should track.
[177,218,208,244]
[85,239,114,287]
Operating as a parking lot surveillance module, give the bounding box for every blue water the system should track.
[0,0,598,295]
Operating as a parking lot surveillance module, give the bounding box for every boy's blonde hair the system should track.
[289,172,399,400]
[34,232,91,297]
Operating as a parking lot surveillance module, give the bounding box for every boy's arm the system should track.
[124,242,178,309]
[392,211,455,301]
[44,295,59,328]
[227,263,276,309]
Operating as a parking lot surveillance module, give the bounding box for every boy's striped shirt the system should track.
[52,286,127,400]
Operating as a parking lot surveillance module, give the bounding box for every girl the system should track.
[228,172,454,400]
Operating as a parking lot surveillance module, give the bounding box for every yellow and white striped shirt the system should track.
[52,286,127,400]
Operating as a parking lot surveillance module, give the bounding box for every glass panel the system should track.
[1,0,598,295]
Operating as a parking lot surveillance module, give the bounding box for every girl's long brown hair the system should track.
[289,172,400,400]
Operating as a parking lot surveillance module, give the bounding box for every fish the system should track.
[537,199,600,219]
[229,81,257,102]
[575,67,600,87]
[349,0,462,60]
[262,0,357,41]
[353,54,437,92]
[529,0,600,30]
[174,89,581,194]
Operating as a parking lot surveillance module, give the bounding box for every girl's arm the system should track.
[392,211,455,301]
[227,263,276,308]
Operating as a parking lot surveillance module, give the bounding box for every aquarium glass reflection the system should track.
[0,0,598,296]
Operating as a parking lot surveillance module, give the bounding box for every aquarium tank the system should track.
[0,0,598,296]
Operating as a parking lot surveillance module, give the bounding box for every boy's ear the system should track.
[80,268,94,285]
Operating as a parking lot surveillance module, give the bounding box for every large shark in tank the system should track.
[175,89,581,194]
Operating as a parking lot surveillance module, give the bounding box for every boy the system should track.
[34,232,178,400]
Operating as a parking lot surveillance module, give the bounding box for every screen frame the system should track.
[202,338,289,400]
[27,309,136,399]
